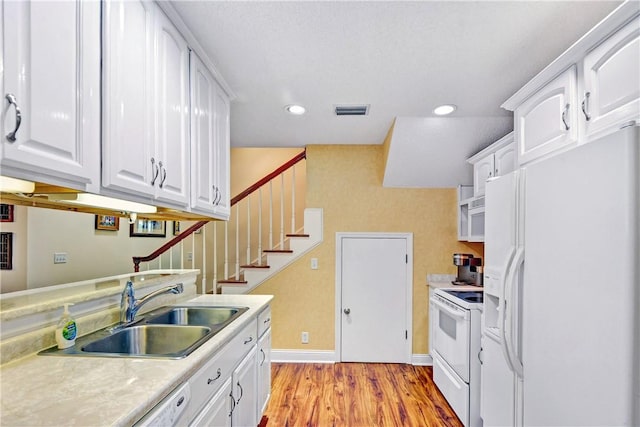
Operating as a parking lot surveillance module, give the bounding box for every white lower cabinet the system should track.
[231,346,258,427]
[190,378,232,427]
[257,328,272,418]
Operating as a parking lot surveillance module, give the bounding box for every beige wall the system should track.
[251,144,482,355]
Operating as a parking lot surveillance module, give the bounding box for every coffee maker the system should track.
[452,253,483,286]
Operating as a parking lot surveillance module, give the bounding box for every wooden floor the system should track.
[261,363,462,427]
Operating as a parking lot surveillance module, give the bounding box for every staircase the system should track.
[219,208,322,294]
[132,150,323,295]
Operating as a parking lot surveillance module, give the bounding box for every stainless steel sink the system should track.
[38,305,249,359]
[81,325,211,357]
[142,306,248,327]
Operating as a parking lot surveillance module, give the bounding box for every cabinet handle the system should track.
[5,94,22,142]
[207,368,221,384]
[263,317,271,324]
[150,158,160,186]
[561,103,570,131]
[159,162,167,188]
[260,348,266,366]
[244,336,253,345]
[228,391,236,417]
[581,92,591,121]
[212,185,221,206]
[236,381,244,404]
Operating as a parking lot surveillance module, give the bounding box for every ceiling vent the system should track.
[335,105,369,116]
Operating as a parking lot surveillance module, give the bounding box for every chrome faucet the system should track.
[120,281,184,324]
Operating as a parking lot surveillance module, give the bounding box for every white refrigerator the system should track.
[481,125,639,426]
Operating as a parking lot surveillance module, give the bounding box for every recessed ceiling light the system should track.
[285,104,306,115]
[433,104,457,116]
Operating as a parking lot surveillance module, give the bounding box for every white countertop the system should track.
[428,280,483,292]
[0,294,272,427]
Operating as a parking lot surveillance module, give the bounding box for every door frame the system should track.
[335,232,413,363]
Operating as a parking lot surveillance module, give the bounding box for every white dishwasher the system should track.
[135,382,191,427]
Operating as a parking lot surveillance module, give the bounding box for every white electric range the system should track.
[431,287,483,427]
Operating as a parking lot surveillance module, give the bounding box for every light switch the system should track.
[311,258,318,270]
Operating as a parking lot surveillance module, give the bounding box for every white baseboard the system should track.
[411,354,433,366]
[271,349,336,364]
[271,350,433,366]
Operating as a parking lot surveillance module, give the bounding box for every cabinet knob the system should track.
[343,308,351,315]
[4,94,22,142]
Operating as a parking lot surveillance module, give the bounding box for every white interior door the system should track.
[339,236,410,363]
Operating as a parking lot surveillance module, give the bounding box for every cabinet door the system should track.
[190,53,230,219]
[582,16,640,140]
[232,346,257,427]
[212,86,231,219]
[493,143,515,177]
[257,329,272,419]
[473,155,494,197]
[154,10,190,206]
[515,66,578,165]
[190,377,232,427]
[102,0,156,199]
[1,1,100,190]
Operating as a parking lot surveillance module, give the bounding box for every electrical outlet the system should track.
[301,331,309,344]
[311,258,318,270]
[53,252,68,264]
[187,252,193,261]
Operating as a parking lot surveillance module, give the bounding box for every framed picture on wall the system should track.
[0,204,14,222]
[130,220,166,237]
[173,221,181,236]
[95,215,119,231]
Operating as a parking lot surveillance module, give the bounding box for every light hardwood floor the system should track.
[261,363,462,427]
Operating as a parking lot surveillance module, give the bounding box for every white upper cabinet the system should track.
[154,10,190,206]
[102,0,155,201]
[472,156,494,197]
[1,1,100,191]
[468,132,515,197]
[190,53,231,219]
[582,16,640,139]
[504,4,639,165]
[514,67,578,165]
[102,0,189,208]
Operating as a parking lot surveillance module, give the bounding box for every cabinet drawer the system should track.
[258,306,271,337]
[188,320,257,418]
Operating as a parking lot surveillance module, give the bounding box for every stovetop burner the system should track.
[443,290,484,304]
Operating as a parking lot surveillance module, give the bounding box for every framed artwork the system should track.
[0,232,13,270]
[0,204,14,222]
[95,215,119,231]
[173,221,202,235]
[130,220,166,237]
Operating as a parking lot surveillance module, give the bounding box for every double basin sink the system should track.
[40,306,248,359]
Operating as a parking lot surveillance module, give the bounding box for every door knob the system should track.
[343,308,350,315]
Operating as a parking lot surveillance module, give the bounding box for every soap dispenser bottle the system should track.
[55,303,77,349]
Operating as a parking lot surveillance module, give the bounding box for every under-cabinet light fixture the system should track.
[0,175,36,193]
[285,104,306,115]
[47,193,157,214]
[433,104,457,116]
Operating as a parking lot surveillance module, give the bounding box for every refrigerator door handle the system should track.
[504,247,525,378]
[499,246,517,373]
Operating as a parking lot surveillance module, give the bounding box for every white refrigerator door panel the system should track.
[480,333,514,427]
[522,126,638,426]
[484,172,518,298]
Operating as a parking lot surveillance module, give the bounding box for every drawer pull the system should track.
[207,368,221,385]
[263,318,271,324]
[244,336,253,345]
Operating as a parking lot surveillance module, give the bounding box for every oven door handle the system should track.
[430,297,468,320]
